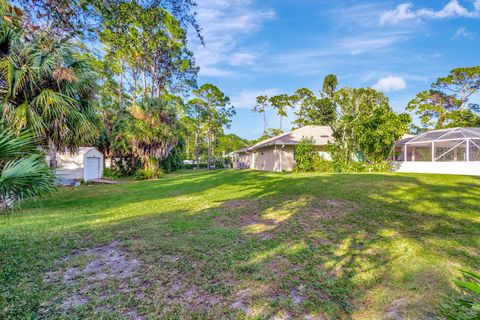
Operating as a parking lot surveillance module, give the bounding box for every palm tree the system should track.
[0,26,98,167]
[0,127,55,210]
[130,96,181,172]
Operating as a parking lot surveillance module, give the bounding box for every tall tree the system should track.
[129,96,181,172]
[0,24,98,167]
[330,87,411,163]
[193,84,234,169]
[99,2,197,100]
[293,75,338,128]
[407,66,480,129]
[269,94,292,131]
[11,0,201,41]
[253,95,269,134]
[185,97,207,169]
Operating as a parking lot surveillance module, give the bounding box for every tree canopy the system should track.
[407,66,480,129]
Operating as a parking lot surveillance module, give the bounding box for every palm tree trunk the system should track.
[48,140,57,168]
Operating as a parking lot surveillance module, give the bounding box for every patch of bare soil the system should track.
[43,241,144,319]
[307,199,355,220]
[384,298,408,320]
[165,279,225,309]
[230,288,254,316]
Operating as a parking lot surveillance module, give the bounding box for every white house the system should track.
[52,147,104,182]
[232,126,333,172]
[393,127,480,175]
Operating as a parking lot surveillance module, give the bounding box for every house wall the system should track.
[251,146,295,172]
[249,145,330,172]
[393,161,480,176]
[233,152,252,169]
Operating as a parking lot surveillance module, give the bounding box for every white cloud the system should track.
[229,52,258,66]
[373,76,407,92]
[380,0,480,25]
[230,89,280,109]
[191,0,275,77]
[453,27,475,39]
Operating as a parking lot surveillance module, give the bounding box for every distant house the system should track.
[231,147,251,170]
[49,147,104,182]
[393,127,480,175]
[232,126,333,172]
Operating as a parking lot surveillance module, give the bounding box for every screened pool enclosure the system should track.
[394,127,480,162]
[393,128,480,175]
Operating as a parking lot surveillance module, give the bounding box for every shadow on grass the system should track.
[1,170,480,319]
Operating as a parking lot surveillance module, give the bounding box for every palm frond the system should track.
[0,154,55,210]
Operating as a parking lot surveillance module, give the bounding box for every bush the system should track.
[294,137,316,172]
[184,163,207,170]
[160,138,184,173]
[102,168,124,179]
[332,161,391,173]
[441,270,480,319]
[134,167,164,180]
[313,156,334,173]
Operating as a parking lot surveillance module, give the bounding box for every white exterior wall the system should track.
[82,149,103,181]
[394,161,480,176]
[54,148,104,181]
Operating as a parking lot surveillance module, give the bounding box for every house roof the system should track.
[56,147,99,155]
[77,147,97,154]
[248,125,333,151]
[232,147,249,154]
[395,127,480,146]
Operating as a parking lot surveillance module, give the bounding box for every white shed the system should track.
[53,147,104,181]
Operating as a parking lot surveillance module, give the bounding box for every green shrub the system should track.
[313,156,334,173]
[184,163,207,170]
[102,168,124,179]
[441,270,480,320]
[134,167,164,180]
[160,139,184,173]
[294,137,316,172]
[332,161,391,173]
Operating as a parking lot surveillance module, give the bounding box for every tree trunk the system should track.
[195,130,200,170]
[132,72,138,103]
[142,69,147,98]
[109,153,114,170]
[212,130,217,167]
[48,140,57,168]
[280,115,283,131]
[130,153,136,172]
[119,60,124,110]
[263,111,267,134]
[207,126,211,169]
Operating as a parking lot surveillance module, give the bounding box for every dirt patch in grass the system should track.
[43,241,144,319]
[306,199,358,220]
[163,278,226,310]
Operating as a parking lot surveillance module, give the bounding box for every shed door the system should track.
[85,157,100,181]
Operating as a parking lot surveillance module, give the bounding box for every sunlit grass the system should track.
[0,170,479,319]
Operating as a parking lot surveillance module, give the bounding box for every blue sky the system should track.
[188,0,480,140]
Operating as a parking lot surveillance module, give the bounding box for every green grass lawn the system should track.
[1,170,479,319]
